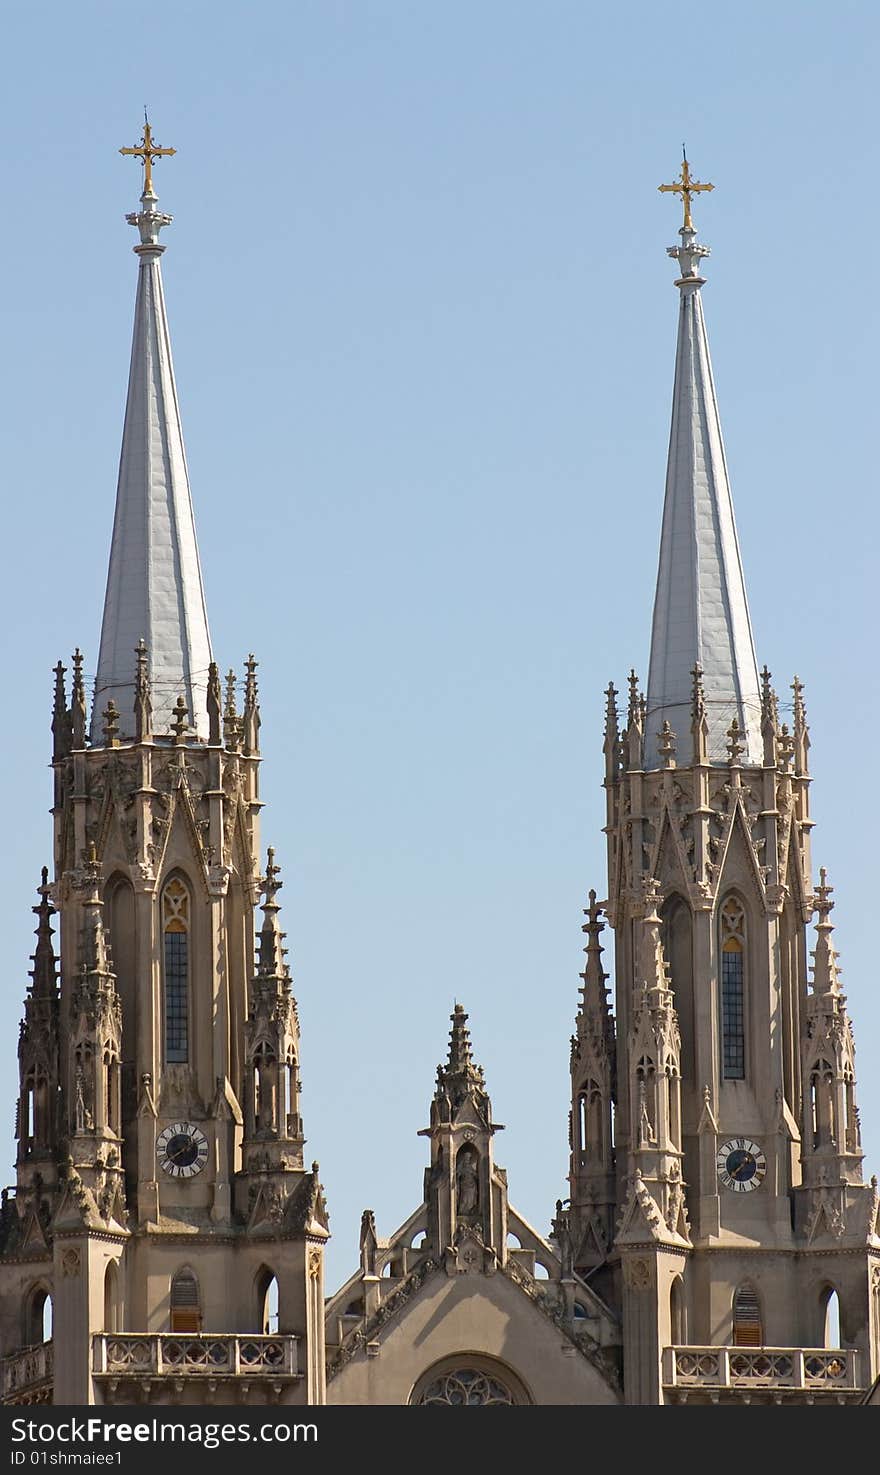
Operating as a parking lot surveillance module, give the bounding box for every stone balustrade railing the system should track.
[1,1341,53,1402]
[92,1334,299,1379]
[662,1345,862,1392]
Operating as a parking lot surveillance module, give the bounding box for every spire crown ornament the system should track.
[121,115,175,249]
[660,148,713,284]
[659,147,714,232]
[809,867,843,999]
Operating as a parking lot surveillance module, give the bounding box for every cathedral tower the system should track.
[569,156,880,1405]
[0,124,328,1407]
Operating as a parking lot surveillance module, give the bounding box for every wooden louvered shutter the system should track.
[170,1270,201,1333]
[732,1284,762,1346]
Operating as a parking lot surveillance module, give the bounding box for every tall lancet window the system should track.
[720,897,746,1080]
[163,878,190,1064]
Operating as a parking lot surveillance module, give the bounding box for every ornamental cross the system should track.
[120,117,176,196]
[658,148,713,231]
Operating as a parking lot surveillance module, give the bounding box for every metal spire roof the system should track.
[91,125,212,743]
[645,160,761,768]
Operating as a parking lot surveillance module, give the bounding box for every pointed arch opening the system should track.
[170,1266,201,1333]
[808,1058,835,1149]
[577,1078,608,1165]
[720,896,746,1080]
[670,1275,686,1345]
[103,1261,120,1333]
[24,1285,52,1346]
[732,1282,762,1347]
[255,1266,279,1334]
[162,876,190,1064]
[821,1287,842,1348]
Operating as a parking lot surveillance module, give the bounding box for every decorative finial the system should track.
[811,867,842,997]
[120,118,176,199]
[627,670,641,728]
[102,700,120,747]
[256,848,289,982]
[243,654,261,754]
[224,669,240,750]
[170,695,189,744]
[52,660,71,761]
[263,846,282,906]
[657,720,677,768]
[658,149,714,233]
[134,638,152,743]
[791,675,810,776]
[579,890,612,1035]
[778,722,794,772]
[690,662,708,764]
[71,649,87,750]
[30,866,58,1001]
[726,716,744,766]
[603,683,620,780]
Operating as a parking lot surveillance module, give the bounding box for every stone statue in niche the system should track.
[456,1147,479,1219]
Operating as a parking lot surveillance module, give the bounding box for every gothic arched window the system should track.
[170,1267,201,1333]
[24,1285,52,1346]
[162,878,190,1064]
[732,1282,762,1346]
[720,897,746,1080]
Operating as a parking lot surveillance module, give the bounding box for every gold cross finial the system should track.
[658,146,713,232]
[119,114,176,197]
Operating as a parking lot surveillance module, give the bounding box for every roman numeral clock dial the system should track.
[157,1122,209,1178]
[716,1137,766,1193]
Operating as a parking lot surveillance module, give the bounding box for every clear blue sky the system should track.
[1,3,878,1290]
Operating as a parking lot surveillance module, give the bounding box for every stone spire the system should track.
[799,870,865,1195]
[91,122,212,744]
[242,848,304,1164]
[645,159,761,768]
[570,891,616,1274]
[422,1007,503,1266]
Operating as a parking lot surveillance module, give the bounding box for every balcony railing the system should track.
[663,1345,862,1393]
[1,1342,53,1402]
[93,1334,299,1380]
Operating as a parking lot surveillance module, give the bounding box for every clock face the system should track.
[716,1137,766,1193]
[157,1122,209,1178]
